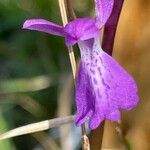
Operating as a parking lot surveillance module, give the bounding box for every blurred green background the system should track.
[0,0,150,150]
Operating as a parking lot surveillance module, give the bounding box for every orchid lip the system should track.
[75,37,139,129]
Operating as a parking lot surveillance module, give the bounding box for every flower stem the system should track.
[102,0,124,55]
[90,0,124,149]
[90,121,105,150]
[58,0,89,149]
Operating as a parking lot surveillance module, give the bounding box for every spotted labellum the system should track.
[23,0,139,129]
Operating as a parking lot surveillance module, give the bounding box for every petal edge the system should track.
[23,19,65,36]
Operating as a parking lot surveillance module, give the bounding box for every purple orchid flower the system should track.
[23,0,139,129]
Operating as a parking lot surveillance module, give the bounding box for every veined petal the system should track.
[95,0,114,28]
[75,37,139,129]
[23,19,65,36]
[75,62,93,126]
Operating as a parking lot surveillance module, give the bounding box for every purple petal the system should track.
[100,48,139,111]
[75,37,139,129]
[75,62,93,126]
[23,19,65,36]
[95,0,114,28]
[64,18,99,46]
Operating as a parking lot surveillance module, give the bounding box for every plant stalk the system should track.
[102,0,124,55]
[90,0,124,149]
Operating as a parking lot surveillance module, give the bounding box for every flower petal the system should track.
[89,112,104,129]
[75,62,93,126]
[23,19,65,36]
[64,18,99,46]
[100,48,139,111]
[95,0,114,28]
[76,37,139,129]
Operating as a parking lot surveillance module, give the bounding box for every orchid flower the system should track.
[23,0,139,129]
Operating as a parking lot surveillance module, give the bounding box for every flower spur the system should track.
[23,0,139,129]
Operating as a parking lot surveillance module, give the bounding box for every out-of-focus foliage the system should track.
[0,0,74,149]
[0,110,15,150]
[0,0,150,150]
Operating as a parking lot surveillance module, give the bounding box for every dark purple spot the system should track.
[95,59,98,64]
[90,68,95,75]
[99,56,103,64]
[98,67,102,75]
[101,78,110,89]
[93,77,98,85]
[91,63,96,67]
[97,88,102,98]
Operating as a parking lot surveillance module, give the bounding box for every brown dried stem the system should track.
[0,115,74,140]
[66,0,76,20]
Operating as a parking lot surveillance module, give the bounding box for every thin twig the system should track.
[57,1,89,150]
[115,120,130,149]
[66,0,76,20]
[58,0,68,25]
[0,115,74,140]
[82,135,90,150]
[68,47,76,78]
[58,0,76,78]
